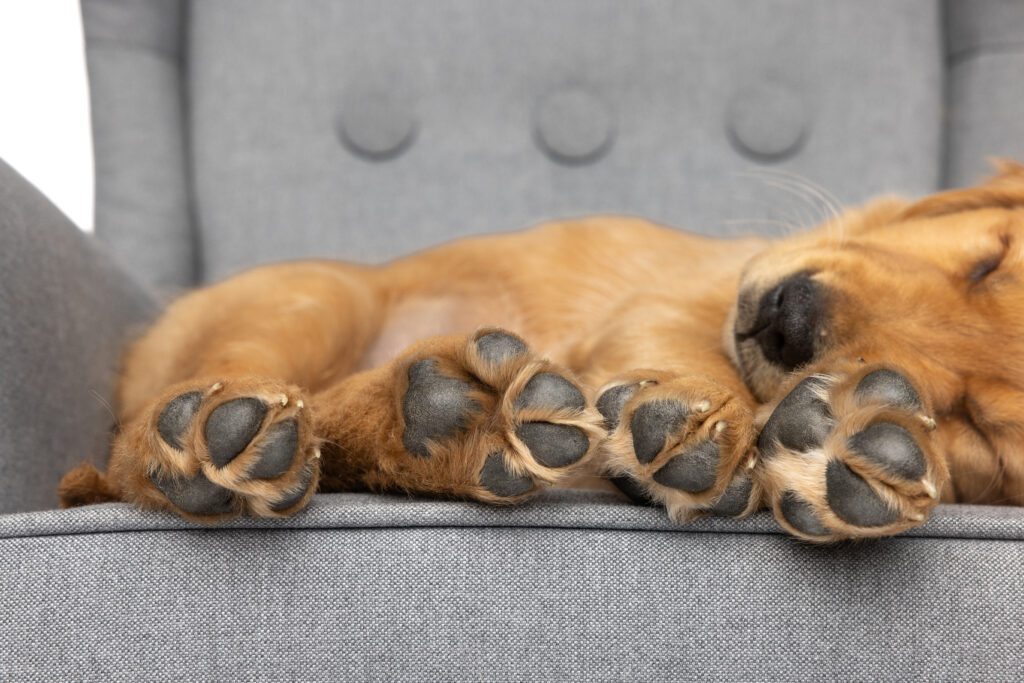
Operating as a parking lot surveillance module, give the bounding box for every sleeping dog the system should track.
[59,160,1024,542]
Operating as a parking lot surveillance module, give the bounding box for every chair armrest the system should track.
[0,157,158,513]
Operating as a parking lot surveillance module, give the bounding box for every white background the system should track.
[0,0,93,232]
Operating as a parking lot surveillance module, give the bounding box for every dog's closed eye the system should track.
[967,235,1012,284]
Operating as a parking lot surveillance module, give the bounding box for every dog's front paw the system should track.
[387,329,606,502]
[114,377,320,521]
[598,372,761,521]
[757,365,947,541]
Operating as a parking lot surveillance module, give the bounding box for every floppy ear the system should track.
[900,158,1024,220]
[58,462,120,508]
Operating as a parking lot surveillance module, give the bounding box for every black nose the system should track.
[743,272,823,370]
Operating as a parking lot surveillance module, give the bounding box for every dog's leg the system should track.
[754,361,948,542]
[308,328,606,501]
[59,262,384,521]
[567,293,765,521]
[592,371,762,520]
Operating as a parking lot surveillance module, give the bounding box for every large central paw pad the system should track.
[598,374,759,521]
[759,366,944,541]
[396,329,604,501]
[147,380,319,519]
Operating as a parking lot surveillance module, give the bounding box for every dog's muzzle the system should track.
[735,272,824,371]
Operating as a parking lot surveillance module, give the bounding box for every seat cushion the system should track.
[3,490,1023,681]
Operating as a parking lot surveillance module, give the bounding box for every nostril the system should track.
[752,272,823,370]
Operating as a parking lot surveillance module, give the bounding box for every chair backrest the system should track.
[81,0,1024,292]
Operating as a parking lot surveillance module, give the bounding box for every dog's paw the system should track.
[118,377,320,521]
[391,328,606,501]
[598,372,761,521]
[757,365,947,541]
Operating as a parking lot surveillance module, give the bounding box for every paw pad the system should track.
[515,372,585,410]
[705,473,754,517]
[596,384,638,430]
[652,440,719,493]
[248,418,298,479]
[630,399,689,464]
[150,469,235,516]
[854,369,921,411]
[479,450,534,497]
[825,461,899,527]
[206,397,268,467]
[402,359,479,458]
[779,490,828,537]
[758,375,833,456]
[270,466,314,511]
[846,422,925,480]
[515,422,589,467]
[157,391,202,450]
[476,332,527,365]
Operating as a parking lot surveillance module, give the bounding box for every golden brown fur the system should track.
[59,160,1024,542]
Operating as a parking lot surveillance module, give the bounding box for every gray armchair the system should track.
[3,1,1024,679]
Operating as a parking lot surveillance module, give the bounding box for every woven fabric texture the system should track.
[3,491,1024,682]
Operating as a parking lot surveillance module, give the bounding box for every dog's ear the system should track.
[900,158,1024,220]
[58,462,120,508]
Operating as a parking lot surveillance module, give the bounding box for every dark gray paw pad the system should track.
[271,466,314,511]
[206,398,267,468]
[826,461,899,527]
[157,392,203,450]
[758,376,834,457]
[151,469,235,515]
[516,422,589,467]
[596,384,637,430]
[630,400,689,464]
[479,451,534,497]
[652,440,720,493]
[515,372,585,411]
[476,332,527,365]
[706,474,754,517]
[249,419,298,479]
[854,369,921,411]
[779,490,829,536]
[847,422,926,480]
[608,471,659,506]
[402,359,479,458]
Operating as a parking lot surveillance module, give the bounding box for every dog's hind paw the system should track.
[757,364,947,542]
[115,377,320,521]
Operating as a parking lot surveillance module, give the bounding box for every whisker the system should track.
[739,168,848,245]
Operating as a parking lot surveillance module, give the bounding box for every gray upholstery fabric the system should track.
[0,158,158,514]
[3,2,1022,680]
[82,0,194,292]
[187,0,943,283]
[82,0,945,287]
[3,491,1024,682]
[944,0,1024,187]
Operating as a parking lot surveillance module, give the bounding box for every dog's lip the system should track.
[735,319,769,343]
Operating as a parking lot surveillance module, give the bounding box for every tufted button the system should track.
[337,88,417,161]
[726,81,808,161]
[534,86,615,165]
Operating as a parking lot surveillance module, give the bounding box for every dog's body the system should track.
[60,161,1024,542]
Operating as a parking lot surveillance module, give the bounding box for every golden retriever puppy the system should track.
[59,160,1024,542]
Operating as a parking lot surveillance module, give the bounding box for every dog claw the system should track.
[714,420,727,434]
[695,400,711,413]
[296,399,305,410]
[911,512,926,522]
[922,479,937,499]
[209,382,224,395]
[278,394,289,407]
[919,415,937,430]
